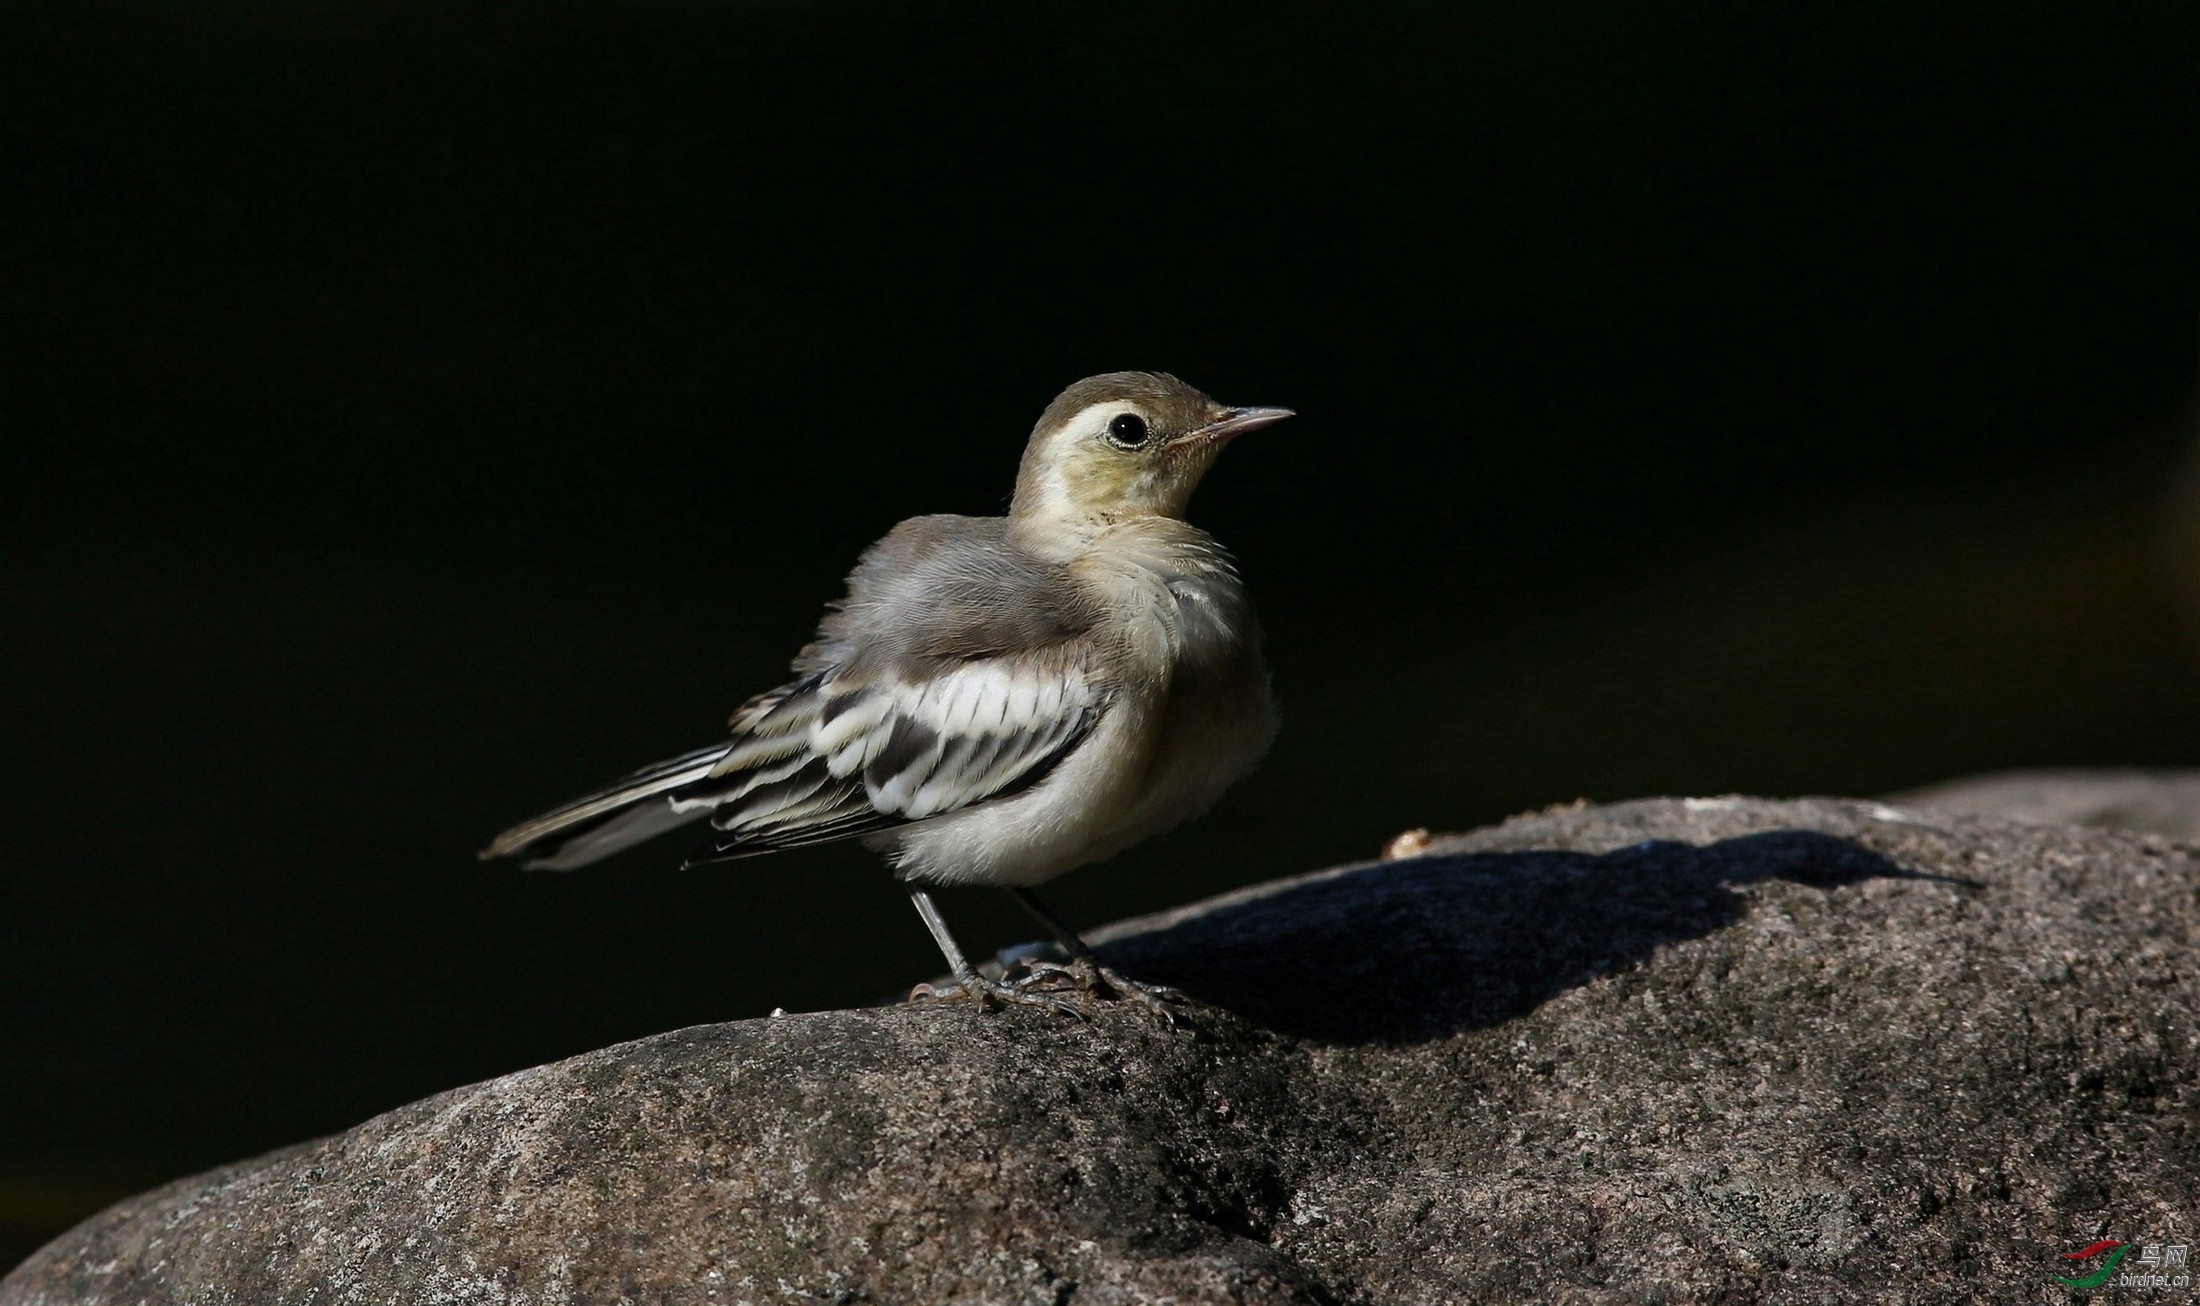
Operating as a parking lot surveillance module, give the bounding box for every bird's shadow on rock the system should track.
[1097,830,1958,1045]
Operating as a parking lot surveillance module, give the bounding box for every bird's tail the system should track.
[480,743,734,870]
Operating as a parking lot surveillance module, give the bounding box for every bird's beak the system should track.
[1192,406,1295,443]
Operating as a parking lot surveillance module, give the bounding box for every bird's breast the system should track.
[1068,521,1274,845]
[1070,522,1259,682]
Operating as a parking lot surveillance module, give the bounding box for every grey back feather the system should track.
[795,515,1102,678]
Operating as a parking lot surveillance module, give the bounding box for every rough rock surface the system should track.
[1895,767,2200,841]
[7,797,2197,1304]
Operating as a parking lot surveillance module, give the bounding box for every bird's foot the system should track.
[907,971,1087,1019]
[1009,956,1184,1023]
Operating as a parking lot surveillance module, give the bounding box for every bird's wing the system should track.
[666,647,1100,862]
[484,516,1106,872]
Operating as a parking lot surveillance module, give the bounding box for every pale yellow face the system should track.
[1019,398,1231,524]
[1009,373,1292,529]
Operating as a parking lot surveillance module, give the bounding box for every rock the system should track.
[6,797,2196,1304]
[1893,767,2200,840]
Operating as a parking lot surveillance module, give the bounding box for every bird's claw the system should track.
[907,972,1088,1019]
[1008,956,1184,1024]
[907,956,1183,1024]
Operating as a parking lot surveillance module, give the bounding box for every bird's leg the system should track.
[1003,887,1183,1018]
[904,887,1082,1018]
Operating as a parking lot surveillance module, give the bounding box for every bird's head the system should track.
[1010,372,1292,530]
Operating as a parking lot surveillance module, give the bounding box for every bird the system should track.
[481,372,1289,1014]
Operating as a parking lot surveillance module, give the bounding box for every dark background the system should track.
[7,0,2199,1269]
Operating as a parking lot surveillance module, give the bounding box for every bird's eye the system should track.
[1107,413,1150,447]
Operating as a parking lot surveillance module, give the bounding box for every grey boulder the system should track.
[6,796,2196,1304]
[1894,766,2200,841]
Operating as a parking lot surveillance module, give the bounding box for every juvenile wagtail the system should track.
[483,373,1289,1013]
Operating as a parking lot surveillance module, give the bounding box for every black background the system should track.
[7,0,2199,1269]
